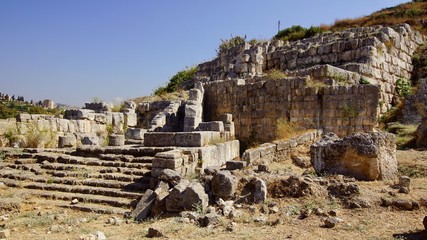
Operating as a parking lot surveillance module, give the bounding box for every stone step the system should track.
[0,169,148,191]
[40,155,153,169]
[23,188,138,209]
[98,154,154,164]
[3,163,44,175]
[74,146,175,158]
[39,199,128,215]
[50,170,149,183]
[23,181,143,200]
[14,158,38,164]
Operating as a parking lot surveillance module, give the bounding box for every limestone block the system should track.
[211,170,237,199]
[123,101,136,110]
[165,180,209,212]
[197,121,224,132]
[311,132,397,180]
[108,134,125,146]
[219,114,233,124]
[58,135,77,148]
[124,111,137,127]
[189,89,203,103]
[125,128,146,140]
[152,157,183,169]
[17,113,31,122]
[130,189,156,221]
[81,134,99,146]
[137,102,150,113]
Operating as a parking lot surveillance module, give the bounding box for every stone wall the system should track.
[242,130,322,165]
[204,77,380,142]
[197,24,424,112]
[137,100,184,132]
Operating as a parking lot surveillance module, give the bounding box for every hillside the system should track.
[324,1,427,35]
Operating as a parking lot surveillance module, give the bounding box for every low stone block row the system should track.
[242,130,322,165]
[144,132,221,147]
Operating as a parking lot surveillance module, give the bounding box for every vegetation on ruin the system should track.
[217,35,246,55]
[275,118,308,141]
[322,1,427,35]
[2,122,57,148]
[396,78,414,97]
[265,69,287,80]
[0,101,63,119]
[274,25,323,42]
[154,66,197,96]
[386,122,417,149]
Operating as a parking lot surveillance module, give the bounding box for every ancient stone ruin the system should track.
[0,23,426,231]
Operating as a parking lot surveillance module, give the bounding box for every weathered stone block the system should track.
[225,160,247,170]
[58,135,76,148]
[311,132,397,180]
[108,134,125,146]
[197,121,224,132]
[130,189,156,221]
[125,128,146,140]
[165,180,208,212]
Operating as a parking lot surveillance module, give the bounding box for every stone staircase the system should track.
[0,146,174,215]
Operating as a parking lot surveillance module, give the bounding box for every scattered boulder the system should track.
[270,175,318,198]
[159,169,181,187]
[257,164,270,173]
[311,132,397,180]
[292,156,311,168]
[398,176,411,194]
[217,198,235,218]
[226,160,247,170]
[146,227,165,238]
[327,181,360,198]
[323,217,343,228]
[166,180,209,212]
[198,213,220,227]
[130,189,156,221]
[381,197,420,211]
[252,178,267,204]
[151,181,170,217]
[211,171,237,199]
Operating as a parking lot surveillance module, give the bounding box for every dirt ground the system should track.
[0,149,426,240]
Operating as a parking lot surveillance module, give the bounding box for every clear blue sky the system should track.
[0,0,409,106]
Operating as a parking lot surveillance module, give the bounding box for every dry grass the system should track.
[132,90,189,104]
[305,78,327,90]
[275,118,308,141]
[322,2,427,35]
[265,69,287,81]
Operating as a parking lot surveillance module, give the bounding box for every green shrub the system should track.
[154,67,197,96]
[217,35,246,55]
[274,25,323,42]
[396,78,412,96]
[359,77,370,84]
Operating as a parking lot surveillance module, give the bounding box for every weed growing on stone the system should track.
[359,77,371,85]
[396,78,413,97]
[266,69,287,81]
[275,118,308,141]
[306,78,326,90]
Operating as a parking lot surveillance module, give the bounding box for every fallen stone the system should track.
[292,156,311,168]
[166,180,209,212]
[252,177,267,204]
[327,181,360,198]
[324,217,342,228]
[107,216,122,225]
[398,176,411,193]
[311,132,397,180]
[226,160,247,170]
[130,189,156,221]
[198,213,220,227]
[211,171,237,199]
[71,199,79,205]
[0,229,10,239]
[151,181,170,217]
[159,169,181,187]
[257,164,270,172]
[217,198,235,217]
[146,227,165,238]
[225,222,237,232]
[0,182,6,189]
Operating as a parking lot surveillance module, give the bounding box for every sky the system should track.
[0,0,409,107]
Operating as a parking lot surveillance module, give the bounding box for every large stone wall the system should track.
[204,77,380,142]
[197,24,424,112]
